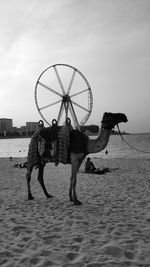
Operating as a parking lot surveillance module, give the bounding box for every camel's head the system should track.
[101,112,128,129]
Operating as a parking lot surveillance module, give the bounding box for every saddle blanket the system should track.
[27,125,72,170]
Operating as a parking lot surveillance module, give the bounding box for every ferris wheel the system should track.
[35,64,93,129]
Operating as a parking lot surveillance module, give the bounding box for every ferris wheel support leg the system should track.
[69,101,80,130]
[57,102,64,125]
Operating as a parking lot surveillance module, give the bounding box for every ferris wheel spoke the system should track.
[71,100,89,113]
[38,81,62,97]
[67,69,76,95]
[53,65,65,95]
[70,88,89,98]
[39,99,62,111]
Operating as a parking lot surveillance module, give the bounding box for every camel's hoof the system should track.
[74,199,82,205]
[28,195,34,200]
[46,194,53,199]
[69,197,73,202]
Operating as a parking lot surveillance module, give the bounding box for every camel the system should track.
[26,112,127,205]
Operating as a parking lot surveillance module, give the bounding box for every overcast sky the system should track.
[0,0,150,133]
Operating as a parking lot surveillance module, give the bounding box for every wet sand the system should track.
[0,157,150,267]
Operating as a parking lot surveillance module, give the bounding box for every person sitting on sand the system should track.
[85,157,96,173]
[85,157,110,175]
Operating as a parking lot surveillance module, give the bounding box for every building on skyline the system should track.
[26,122,38,133]
[0,118,13,135]
[0,118,39,137]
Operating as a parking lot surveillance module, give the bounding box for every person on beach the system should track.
[85,157,96,173]
[85,157,108,174]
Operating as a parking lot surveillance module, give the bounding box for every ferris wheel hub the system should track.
[63,94,70,102]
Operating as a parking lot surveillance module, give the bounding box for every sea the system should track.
[0,133,150,159]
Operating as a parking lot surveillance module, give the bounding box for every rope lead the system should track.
[117,124,150,154]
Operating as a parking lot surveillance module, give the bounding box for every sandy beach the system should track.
[0,157,150,267]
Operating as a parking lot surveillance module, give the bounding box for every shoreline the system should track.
[0,132,150,140]
[0,136,31,139]
[0,157,150,266]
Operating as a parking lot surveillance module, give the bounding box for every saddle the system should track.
[38,125,62,164]
[27,123,88,170]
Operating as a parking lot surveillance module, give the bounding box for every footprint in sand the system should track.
[73,236,83,243]
[42,233,61,245]
[63,251,85,265]
[19,256,43,266]
[0,250,14,266]
[11,225,30,237]
[100,241,135,262]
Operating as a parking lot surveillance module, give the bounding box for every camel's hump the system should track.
[70,130,88,153]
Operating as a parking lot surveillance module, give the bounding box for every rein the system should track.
[117,124,150,154]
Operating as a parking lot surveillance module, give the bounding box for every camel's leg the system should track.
[69,153,84,205]
[69,175,74,202]
[37,164,53,198]
[26,168,34,200]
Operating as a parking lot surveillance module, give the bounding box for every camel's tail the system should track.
[26,130,41,170]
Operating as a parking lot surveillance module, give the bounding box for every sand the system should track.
[0,157,150,267]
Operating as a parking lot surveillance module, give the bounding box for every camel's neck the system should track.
[87,126,112,154]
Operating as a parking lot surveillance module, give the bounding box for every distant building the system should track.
[26,122,38,133]
[0,118,40,137]
[0,118,13,134]
[20,126,27,132]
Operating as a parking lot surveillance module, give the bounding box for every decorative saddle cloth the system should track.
[26,125,73,170]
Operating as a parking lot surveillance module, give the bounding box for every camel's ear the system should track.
[102,112,109,121]
[102,112,113,123]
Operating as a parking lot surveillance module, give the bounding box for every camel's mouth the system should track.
[116,113,128,125]
[122,114,128,123]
